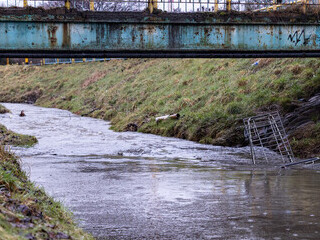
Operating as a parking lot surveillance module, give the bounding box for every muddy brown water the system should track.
[1,103,320,240]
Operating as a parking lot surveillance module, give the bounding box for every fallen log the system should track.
[155,113,180,123]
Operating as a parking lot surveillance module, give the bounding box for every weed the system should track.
[226,102,243,115]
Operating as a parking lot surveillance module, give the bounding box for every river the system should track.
[1,103,320,239]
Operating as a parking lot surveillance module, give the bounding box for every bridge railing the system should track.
[0,0,319,13]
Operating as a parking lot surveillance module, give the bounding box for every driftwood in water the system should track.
[155,113,180,123]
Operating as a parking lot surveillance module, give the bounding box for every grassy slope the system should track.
[0,58,320,157]
[0,146,94,240]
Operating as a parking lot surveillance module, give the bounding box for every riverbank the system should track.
[0,105,93,239]
[0,59,319,158]
[0,124,37,147]
[0,104,37,147]
[0,146,94,239]
[0,104,10,114]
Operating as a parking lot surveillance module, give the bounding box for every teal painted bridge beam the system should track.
[0,10,320,57]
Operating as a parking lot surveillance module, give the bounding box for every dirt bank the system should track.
[0,58,319,158]
[284,94,320,158]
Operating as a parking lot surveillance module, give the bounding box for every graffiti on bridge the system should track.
[287,29,311,46]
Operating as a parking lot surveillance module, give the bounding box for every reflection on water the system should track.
[0,103,320,239]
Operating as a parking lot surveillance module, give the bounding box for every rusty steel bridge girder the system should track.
[0,10,320,57]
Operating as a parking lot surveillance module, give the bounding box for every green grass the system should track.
[290,122,320,158]
[0,124,37,147]
[0,104,10,114]
[0,58,319,157]
[0,145,94,240]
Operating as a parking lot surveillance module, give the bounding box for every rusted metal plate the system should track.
[0,11,319,57]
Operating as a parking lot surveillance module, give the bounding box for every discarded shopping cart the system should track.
[243,111,294,164]
[243,111,320,167]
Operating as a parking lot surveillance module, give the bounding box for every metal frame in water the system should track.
[243,111,295,164]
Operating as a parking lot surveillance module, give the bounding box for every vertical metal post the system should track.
[154,0,158,9]
[57,58,59,64]
[227,0,231,11]
[83,58,86,62]
[23,0,28,7]
[302,0,306,13]
[215,0,218,12]
[247,119,256,164]
[6,58,9,65]
[148,0,154,13]
[148,0,157,13]
[65,0,70,10]
[43,58,45,65]
[25,58,29,65]
[90,0,94,11]
[72,58,75,64]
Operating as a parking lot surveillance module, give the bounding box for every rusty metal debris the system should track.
[281,157,320,168]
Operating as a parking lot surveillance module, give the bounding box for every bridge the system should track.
[0,0,320,58]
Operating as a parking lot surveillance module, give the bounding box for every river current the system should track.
[1,103,320,239]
